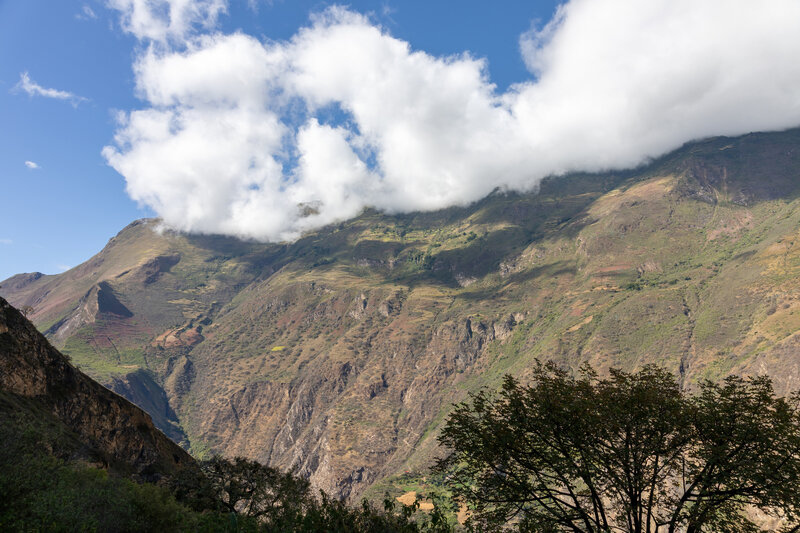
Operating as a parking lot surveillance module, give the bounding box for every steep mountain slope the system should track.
[1,223,274,444]
[4,129,800,500]
[0,297,192,480]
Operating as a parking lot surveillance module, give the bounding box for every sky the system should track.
[2,0,800,281]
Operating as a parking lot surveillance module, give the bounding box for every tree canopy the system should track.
[437,362,800,532]
[170,455,453,532]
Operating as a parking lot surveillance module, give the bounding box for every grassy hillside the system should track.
[4,128,800,500]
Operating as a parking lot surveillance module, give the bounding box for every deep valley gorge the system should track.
[5,129,800,502]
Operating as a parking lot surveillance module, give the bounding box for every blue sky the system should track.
[0,0,558,281]
[2,0,800,282]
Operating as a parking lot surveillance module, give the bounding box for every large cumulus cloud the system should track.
[103,1,800,241]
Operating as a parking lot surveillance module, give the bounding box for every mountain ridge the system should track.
[4,128,800,500]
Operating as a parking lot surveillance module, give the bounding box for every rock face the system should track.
[0,297,192,480]
[4,129,800,500]
[109,368,188,445]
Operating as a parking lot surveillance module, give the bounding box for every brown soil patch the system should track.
[152,325,203,348]
[570,301,589,317]
[707,210,754,241]
[396,491,435,512]
[568,315,594,332]
[457,502,470,525]
[396,491,417,506]
[589,177,674,218]
[595,264,633,273]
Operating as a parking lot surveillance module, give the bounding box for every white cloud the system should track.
[14,72,88,106]
[104,1,800,242]
[56,264,72,272]
[512,0,800,174]
[108,0,226,44]
[0,239,12,245]
[77,4,98,20]
[24,161,40,170]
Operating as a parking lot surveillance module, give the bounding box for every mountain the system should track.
[4,128,800,500]
[1,297,447,531]
[0,296,192,480]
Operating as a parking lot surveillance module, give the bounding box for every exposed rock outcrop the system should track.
[132,254,181,285]
[0,297,191,480]
[44,281,133,345]
[110,368,188,446]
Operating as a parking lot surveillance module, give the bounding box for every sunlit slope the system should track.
[4,128,800,500]
[0,222,276,442]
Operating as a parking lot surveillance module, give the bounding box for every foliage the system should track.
[0,417,218,532]
[437,362,800,532]
[0,406,451,532]
[172,455,454,532]
[172,456,310,525]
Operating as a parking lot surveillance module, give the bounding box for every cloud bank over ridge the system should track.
[104,0,800,241]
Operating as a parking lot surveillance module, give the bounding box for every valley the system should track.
[5,128,800,501]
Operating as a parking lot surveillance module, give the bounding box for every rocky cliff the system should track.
[0,297,192,480]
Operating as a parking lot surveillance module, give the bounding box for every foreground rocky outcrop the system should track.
[0,297,192,480]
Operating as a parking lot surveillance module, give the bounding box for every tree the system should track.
[171,456,454,532]
[436,362,800,532]
[173,455,311,524]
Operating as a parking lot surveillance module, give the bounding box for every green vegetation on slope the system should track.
[0,398,454,533]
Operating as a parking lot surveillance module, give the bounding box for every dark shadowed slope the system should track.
[0,297,192,481]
